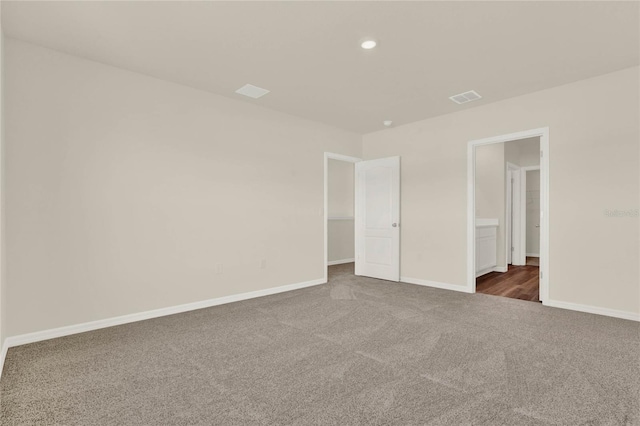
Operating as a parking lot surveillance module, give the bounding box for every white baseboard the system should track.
[3,278,326,351]
[476,266,509,277]
[526,253,540,257]
[327,258,355,266]
[544,299,640,322]
[475,267,495,278]
[401,276,473,293]
[0,340,8,381]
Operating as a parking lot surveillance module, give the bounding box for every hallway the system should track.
[476,258,539,302]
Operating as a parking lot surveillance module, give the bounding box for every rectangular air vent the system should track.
[235,84,270,99]
[449,90,482,105]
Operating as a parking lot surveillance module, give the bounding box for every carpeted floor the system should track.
[1,263,639,425]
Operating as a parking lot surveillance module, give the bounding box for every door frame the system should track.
[324,152,362,283]
[467,127,550,303]
[505,162,522,266]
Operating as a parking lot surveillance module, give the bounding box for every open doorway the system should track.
[467,128,549,303]
[324,153,401,283]
[326,155,357,281]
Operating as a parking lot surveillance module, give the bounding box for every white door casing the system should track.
[506,165,516,265]
[467,127,549,304]
[355,157,400,281]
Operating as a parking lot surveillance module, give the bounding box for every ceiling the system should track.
[3,1,639,134]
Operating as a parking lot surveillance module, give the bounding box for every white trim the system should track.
[539,131,550,303]
[467,128,546,146]
[476,268,493,278]
[513,166,525,265]
[399,277,639,322]
[0,340,8,381]
[324,153,362,163]
[2,278,325,350]
[506,162,521,265]
[544,300,640,322]
[475,266,507,278]
[328,216,354,220]
[327,258,355,266]
[324,152,361,283]
[526,253,540,257]
[466,143,475,292]
[401,276,474,293]
[476,218,498,227]
[468,127,549,303]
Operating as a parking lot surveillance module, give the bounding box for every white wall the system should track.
[327,159,354,263]
[4,39,362,337]
[526,170,541,255]
[505,137,540,262]
[328,159,354,217]
[363,66,639,316]
[328,220,354,263]
[505,137,540,168]
[475,143,505,268]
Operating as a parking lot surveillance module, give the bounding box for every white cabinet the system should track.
[476,219,498,277]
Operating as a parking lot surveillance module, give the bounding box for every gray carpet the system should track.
[1,263,639,425]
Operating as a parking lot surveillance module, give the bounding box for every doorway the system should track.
[476,143,541,301]
[324,153,401,283]
[467,128,549,303]
[324,153,360,283]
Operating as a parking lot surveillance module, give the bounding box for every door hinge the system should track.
[540,271,543,279]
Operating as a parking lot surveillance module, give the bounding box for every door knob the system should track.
[392,223,398,227]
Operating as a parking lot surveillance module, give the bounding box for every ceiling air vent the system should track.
[235,84,270,99]
[449,90,482,105]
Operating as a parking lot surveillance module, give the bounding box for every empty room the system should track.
[0,1,638,425]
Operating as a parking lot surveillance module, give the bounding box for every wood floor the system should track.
[476,257,539,302]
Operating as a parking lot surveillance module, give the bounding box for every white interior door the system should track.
[355,156,400,281]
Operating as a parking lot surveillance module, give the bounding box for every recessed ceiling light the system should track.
[235,84,270,99]
[449,90,482,105]
[383,120,393,127]
[361,39,377,49]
